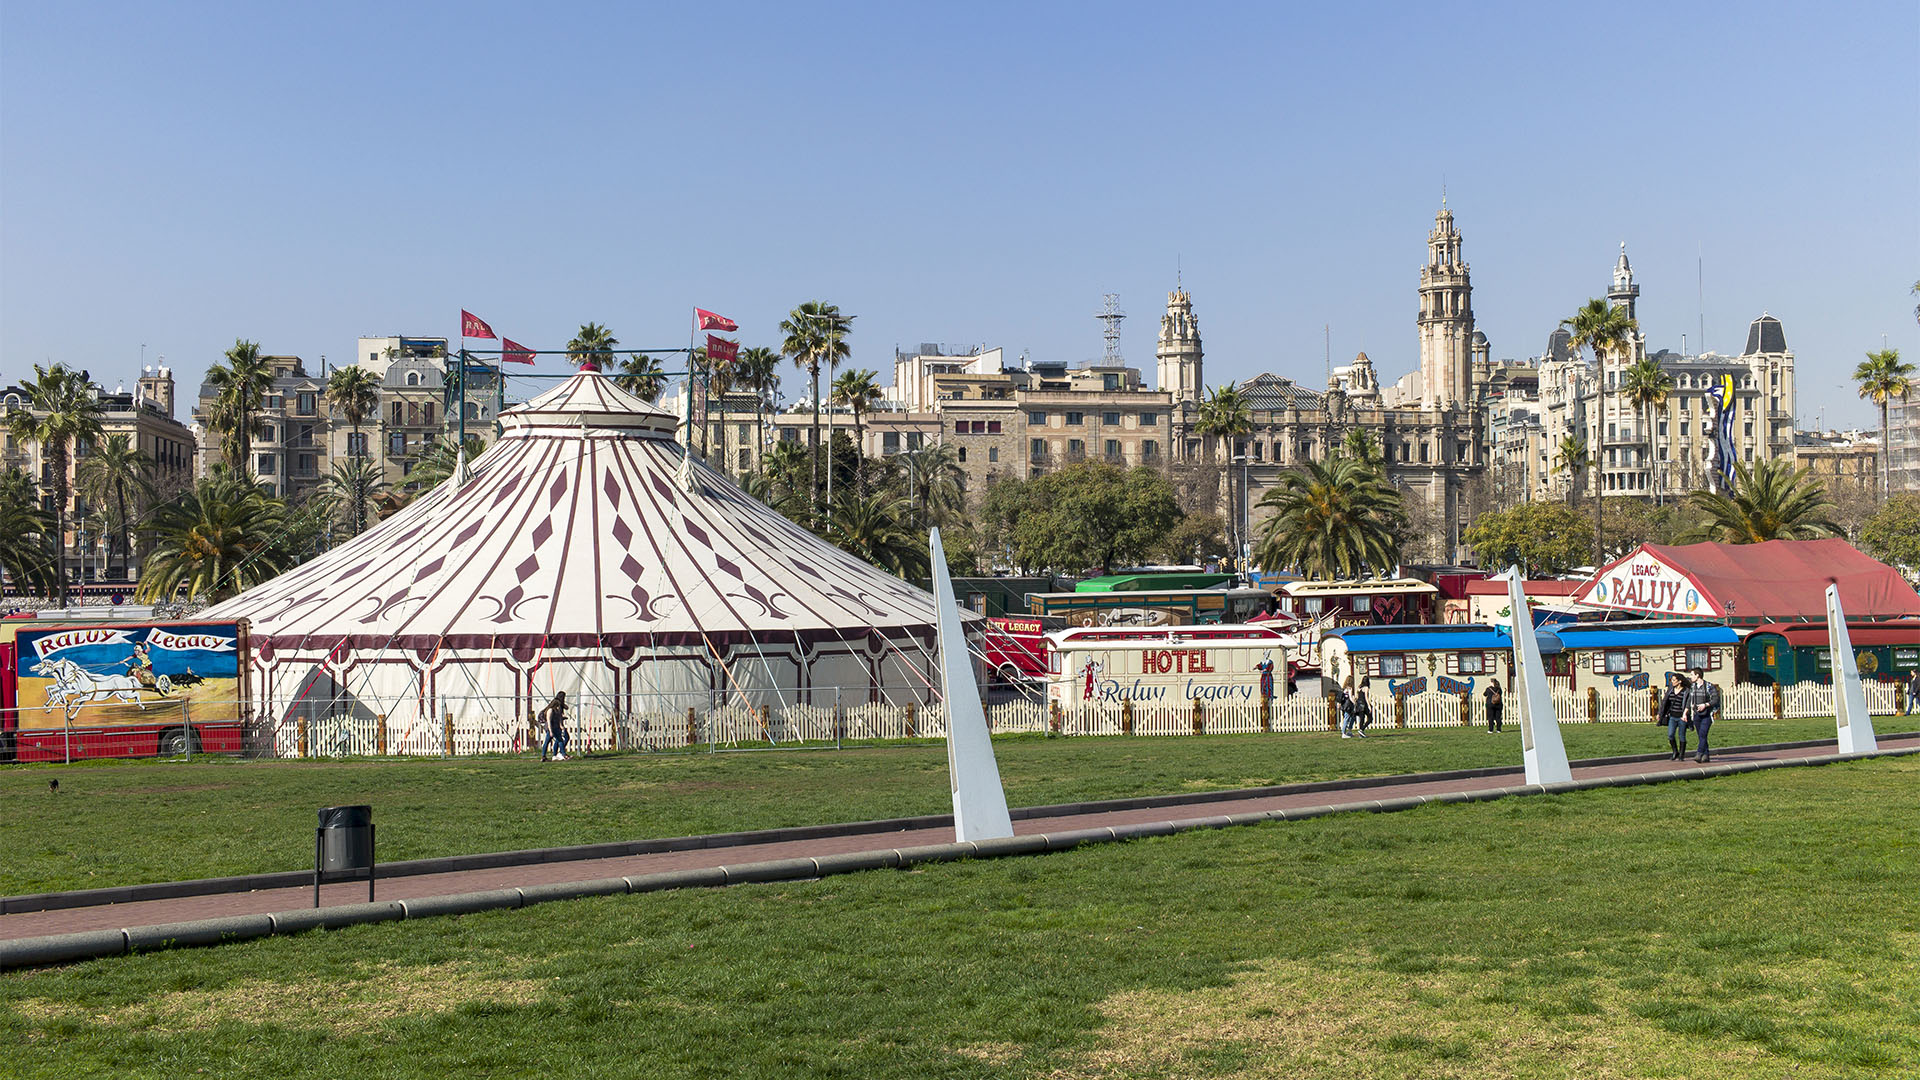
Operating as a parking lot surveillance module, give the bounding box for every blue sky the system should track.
[3,2,1915,428]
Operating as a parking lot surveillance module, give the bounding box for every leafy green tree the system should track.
[984,464,1180,573]
[75,432,155,579]
[1859,494,1920,568]
[1620,356,1674,502]
[1157,511,1229,565]
[204,339,273,474]
[894,442,966,533]
[0,467,56,594]
[614,352,668,402]
[733,347,783,475]
[1251,458,1405,580]
[1598,495,1682,554]
[780,302,853,504]
[1685,457,1840,543]
[831,368,882,494]
[1561,299,1638,556]
[319,457,388,539]
[1854,347,1913,498]
[6,363,106,604]
[566,323,619,372]
[1463,502,1596,577]
[825,490,926,578]
[136,469,293,602]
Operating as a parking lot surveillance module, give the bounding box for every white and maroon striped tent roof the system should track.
[207,370,942,654]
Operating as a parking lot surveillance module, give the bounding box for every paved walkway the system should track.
[5,733,1914,942]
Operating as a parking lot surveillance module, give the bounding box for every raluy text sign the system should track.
[1580,551,1720,617]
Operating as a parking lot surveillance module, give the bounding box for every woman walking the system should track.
[540,691,571,761]
[1660,673,1690,761]
[1483,680,1504,733]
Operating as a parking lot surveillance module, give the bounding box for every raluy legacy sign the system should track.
[1578,550,1721,617]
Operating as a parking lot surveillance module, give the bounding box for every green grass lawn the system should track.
[3,754,1915,1079]
[0,717,1882,895]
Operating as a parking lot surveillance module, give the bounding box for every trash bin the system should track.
[314,804,376,906]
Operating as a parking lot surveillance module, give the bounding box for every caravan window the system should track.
[1457,652,1486,675]
[1378,654,1407,677]
[1603,650,1631,674]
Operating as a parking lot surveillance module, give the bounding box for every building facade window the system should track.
[1102,411,1120,425]
[257,454,276,475]
[1140,412,1157,426]
[297,392,316,414]
[389,432,407,456]
[1028,411,1047,426]
[348,432,368,457]
[987,447,998,463]
[1066,412,1084,425]
[1142,440,1158,458]
[1030,438,1046,458]
[1104,439,1121,458]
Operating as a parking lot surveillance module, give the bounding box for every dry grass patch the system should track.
[1051,951,1786,1080]
[12,959,547,1036]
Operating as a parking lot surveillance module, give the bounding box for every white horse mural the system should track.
[32,658,150,721]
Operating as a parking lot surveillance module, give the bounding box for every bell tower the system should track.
[1417,201,1474,409]
[1156,287,1203,405]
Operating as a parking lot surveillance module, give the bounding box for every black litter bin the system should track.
[314,804,376,906]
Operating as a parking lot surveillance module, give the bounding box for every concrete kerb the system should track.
[8,740,1919,970]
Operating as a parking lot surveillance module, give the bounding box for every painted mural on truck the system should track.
[10,622,242,729]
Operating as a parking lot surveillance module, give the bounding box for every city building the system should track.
[192,355,330,500]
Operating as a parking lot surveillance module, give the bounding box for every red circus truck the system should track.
[0,617,252,762]
[981,616,1062,683]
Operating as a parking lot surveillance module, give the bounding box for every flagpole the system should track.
[457,348,469,454]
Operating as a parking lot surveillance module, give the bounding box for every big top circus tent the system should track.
[204,368,945,733]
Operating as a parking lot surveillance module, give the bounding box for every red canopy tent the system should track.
[1574,539,1920,624]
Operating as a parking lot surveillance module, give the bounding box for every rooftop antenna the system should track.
[1097,293,1125,365]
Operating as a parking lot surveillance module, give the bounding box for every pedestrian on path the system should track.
[1685,669,1720,763]
[541,692,571,761]
[1483,680,1504,733]
[1337,684,1357,738]
[1905,669,1918,715]
[1353,678,1375,737]
[1660,672,1691,760]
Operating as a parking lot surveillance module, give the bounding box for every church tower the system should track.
[1416,202,1474,409]
[1157,287,1203,405]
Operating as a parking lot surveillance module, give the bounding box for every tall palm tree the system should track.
[204,339,274,474]
[75,433,155,580]
[1620,356,1674,504]
[615,352,668,401]
[1686,457,1841,543]
[893,442,966,533]
[6,363,106,605]
[1554,434,1589,508]
[566,323,619,372]
[780,301,852,504]
[1561,299,1639,560]
[0,467,57,595]
[318,457,388,540]
[1854,347,1913,498]
[1251,457,1406,580]
[734,346,783,475]
[136,469,293,603]
[1196,384,1254,559]
[325,365,381,534]
[831,368,882,494]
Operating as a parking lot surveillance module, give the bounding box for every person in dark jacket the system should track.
[1684,669,1721,762]
[1483,680,1504,733]
[540,691,571,761]
[1352,677,1375,737]
[1659,672,1691,760]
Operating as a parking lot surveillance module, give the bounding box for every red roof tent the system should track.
[1464,579,1584,597]
[1575,539,1920,623]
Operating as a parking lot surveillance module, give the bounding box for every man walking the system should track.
[1685,668,1720,763]
[1660,672,1690,760]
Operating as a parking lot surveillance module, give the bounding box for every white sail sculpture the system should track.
[930,527,1013,842]
[1826,584,1877,755]
[1507,569,1572,785]
[207,368,944,734]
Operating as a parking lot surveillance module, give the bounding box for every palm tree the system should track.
[1561,299,1639,560]
[1339,427,1382,470]
[755,440,813,523]
[1620,356,1674,504]
[831,368,882,494]
[825,490,926,578]
[75,433,155,580]
[1686,457,1841,543]
[780,301,852,503]
[893,442,966,533]
[615,352,668,401]
[1251,457,1406,580]
[136,470,293,603]
[1196,384,1254,560]
[0,467,57,595]
[325,365,381,533]
[1554,434,1589,508]
[566,323,619,372]
[318,457,388,540]
[203,339,274,474]
[734,346,783,475]
[406,436,485,497]
[6,363,106,605]
[1854,347,1913,498]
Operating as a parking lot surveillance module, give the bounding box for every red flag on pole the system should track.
[501,338,536,365]
[695,308,738,332]
[705,335,739,363]
[461,310,498,339]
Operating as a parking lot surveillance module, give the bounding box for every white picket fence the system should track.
[251,678,1912,758]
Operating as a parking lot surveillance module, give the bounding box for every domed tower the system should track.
[1156,287,1203,406]
[1608,242,1640,321]
[1417,201,1474,409]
